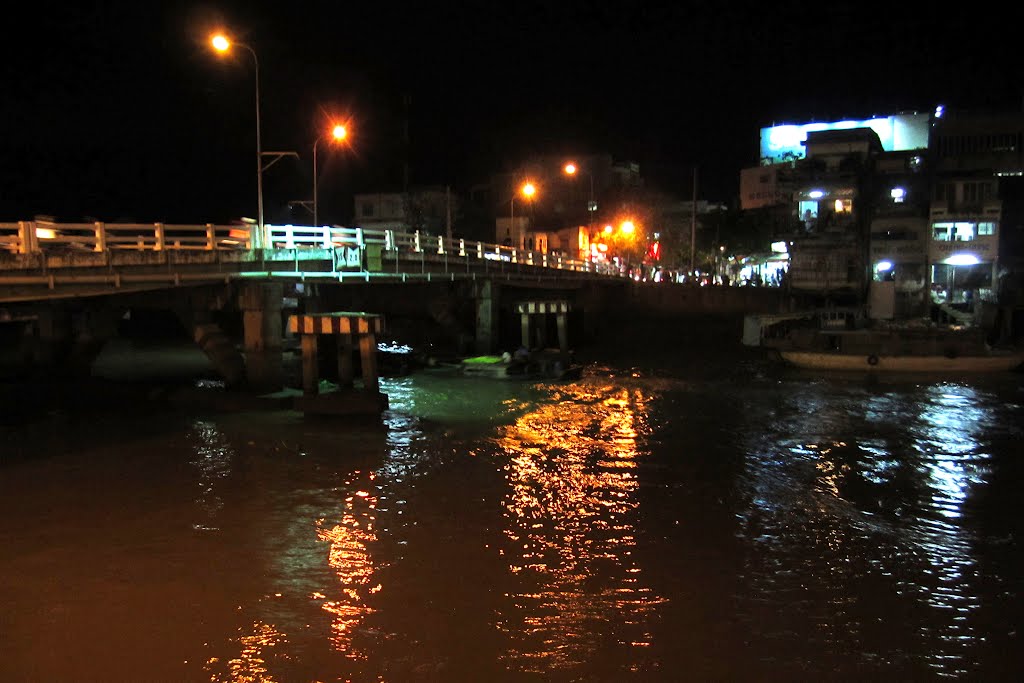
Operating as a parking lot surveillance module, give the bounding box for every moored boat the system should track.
[458,349,582,381]
[777,348,1024,372]
[746,308,1024,373]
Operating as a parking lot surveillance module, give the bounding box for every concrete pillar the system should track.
[475,280,499,354]
[357,317,380,394]
[32,308,72,371]
[336,334,354,388]
[556,311,569,364]
[193,319,246,388]
[239,282,284,392]
[301,334,319,396]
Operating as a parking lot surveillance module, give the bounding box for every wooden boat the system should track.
[746,309,1024,373]
[778,348,1024,372]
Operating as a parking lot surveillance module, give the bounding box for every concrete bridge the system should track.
[0,220,787,390]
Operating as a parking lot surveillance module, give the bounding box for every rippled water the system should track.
[2,338,1022,682]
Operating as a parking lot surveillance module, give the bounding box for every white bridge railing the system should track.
[0,220,623,277]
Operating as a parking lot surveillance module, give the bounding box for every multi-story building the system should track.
[742,106,1024,324]
[926,107,1024,314]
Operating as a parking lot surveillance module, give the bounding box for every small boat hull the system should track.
[779,350,1024,372]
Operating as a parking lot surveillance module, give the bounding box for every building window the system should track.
[890,187,906,203]
[978,221,995,236]
[953,222,975,241]
[361,202,375,217]
[933,221,981,241]
[834,199,852,213]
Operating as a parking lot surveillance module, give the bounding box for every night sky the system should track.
[2,1,1020,225]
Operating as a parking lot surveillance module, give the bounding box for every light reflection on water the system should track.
[735,377,1023,679]
[495,383,665,675]
[1,361,1022,681]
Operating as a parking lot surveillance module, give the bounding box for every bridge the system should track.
[0,220,634,391]
[0,220,784,395]
[0,220,620,302]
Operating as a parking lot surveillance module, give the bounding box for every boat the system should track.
[745,308,1024,373]
[777,348,1024,372]
[458,349,583,381]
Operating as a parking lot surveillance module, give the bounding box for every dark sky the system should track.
[2,1,1021,224]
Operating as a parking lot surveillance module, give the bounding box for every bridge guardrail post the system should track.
[154,223,166,251]
[17,221,38,254]
[94,222,106,253]
[205,224,216,250]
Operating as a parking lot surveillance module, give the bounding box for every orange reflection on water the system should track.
[207,620,287,682]
[315,475,379,658]
[496,384,664,673]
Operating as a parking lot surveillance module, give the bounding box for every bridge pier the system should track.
[288,312,388,416]
[517,300,572,366]
[239,282,284,392]
[475,280,499,354]
[30,307,118,378]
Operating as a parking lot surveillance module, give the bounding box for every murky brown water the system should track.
[2,335,1023,681]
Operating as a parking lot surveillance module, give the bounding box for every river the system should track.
[1,318,1022,682]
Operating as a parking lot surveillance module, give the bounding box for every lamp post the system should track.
[563,161,595,223]
[210,34,265,248]
[510,180,536,250]
[313,124,347,227]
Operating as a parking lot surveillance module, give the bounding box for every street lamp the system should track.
[210,33,265,247]
[313,123,348,227]
[563,161,595,218]
[509,180,537,250]
[564,161,597,260]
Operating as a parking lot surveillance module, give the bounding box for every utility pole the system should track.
[446,185,452,240]
[689,165,698,276]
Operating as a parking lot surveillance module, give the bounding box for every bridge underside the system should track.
[0,276,629,388]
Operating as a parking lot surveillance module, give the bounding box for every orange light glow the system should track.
[331,124,347,141]
[211,34,230,52]
[603,225,613,235]
[521,182,536,198]
[564,162,577,175]
[621,220,635,234]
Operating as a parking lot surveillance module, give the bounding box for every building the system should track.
[353,187,454,236]
[739,105,1024,324]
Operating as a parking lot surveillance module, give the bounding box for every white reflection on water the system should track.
[908,384,989,676]
[495,383,665,674]
[738,379,1005,678]
[913,386,988,520]
[188,419,235,531]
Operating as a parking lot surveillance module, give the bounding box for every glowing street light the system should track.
[564,159,596,239]
[313,123,348,226]
[509,180,537,249]
[210,32,265,247]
